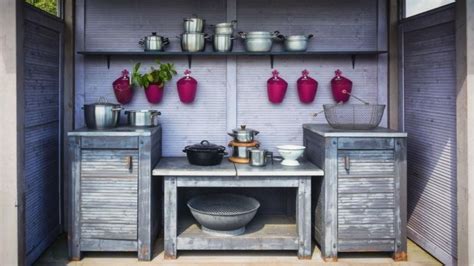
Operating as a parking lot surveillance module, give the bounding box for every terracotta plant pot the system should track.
[112,69,133,104]
[331,69,352,103]
[145,83,164,104]
[297,69,318,104]
[177,69,197,104]
[267,70,288,104]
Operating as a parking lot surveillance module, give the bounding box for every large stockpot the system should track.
[83,98,122,129]
[279,34,314,52]
[183,140,227,166]
[213,34,235,52]
[239,31,279,52]
[125,110,161,127]
[248,148,273,167]
[184,16,205,33]
[139,32,169,51]
[228,125,259,143]
[179,33,209,52]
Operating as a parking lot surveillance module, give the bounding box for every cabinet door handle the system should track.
[344,155,350,172]
[127,156,133,171]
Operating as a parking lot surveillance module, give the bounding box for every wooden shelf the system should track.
[176,215,298,251]
[78,50,387,69]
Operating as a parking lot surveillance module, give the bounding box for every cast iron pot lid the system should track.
[184,140,226,152]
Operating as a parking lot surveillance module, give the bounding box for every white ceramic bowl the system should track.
[277,145,306,166]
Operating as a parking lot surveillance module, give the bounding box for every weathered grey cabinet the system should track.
[303,124,407,262]
[68,127,162,261]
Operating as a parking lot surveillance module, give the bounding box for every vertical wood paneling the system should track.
[23,17,62,265]
[78,0,385,156]
[400,6,457,265]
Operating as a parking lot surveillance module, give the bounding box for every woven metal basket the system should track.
[323,104,385,130]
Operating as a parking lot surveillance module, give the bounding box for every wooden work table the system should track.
[152,157,323,259]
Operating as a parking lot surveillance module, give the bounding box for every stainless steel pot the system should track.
[228,125,260,143]
[179,33,209,52]
[239,31,279,52]
[213,34,234,52]
[139,32,169,51]
[248,148,273,167]
[280,34,314,52]
[125,110,161,127]
[232,146,255,159]
[212,20,237,35]
[83,98,122,129]
[184,16,205,33]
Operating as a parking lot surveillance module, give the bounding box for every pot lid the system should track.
[125,109,161,113]
[86,97,120,107]
[185,140,225,152]
[232,125,258,134]
[246,31,273,37]
[286,35,307,40]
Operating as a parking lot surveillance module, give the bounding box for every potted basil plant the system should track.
[132,60,177,104]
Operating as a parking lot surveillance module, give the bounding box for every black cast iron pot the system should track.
[183,140,227,166]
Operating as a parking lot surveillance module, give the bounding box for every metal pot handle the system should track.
[98,96,108,104]
[307,34,314,39]
[163,38,170,46]
[238,31,246,39]
[266,151,274,165]
[200,140,210,145]
[138,39,145,46]
[254,130,260,136]
[227,132,236,138]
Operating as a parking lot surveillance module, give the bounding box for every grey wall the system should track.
[75,0,386,156]
[400,5,457,265]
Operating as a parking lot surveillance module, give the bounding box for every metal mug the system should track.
[248,148,273,167]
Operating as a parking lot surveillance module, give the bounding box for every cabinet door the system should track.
[80,150,139,241]
[337,149,396,252]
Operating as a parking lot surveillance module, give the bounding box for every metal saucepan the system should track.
[213,34,235,52]
[183,140,227,166]
[238,31,280,52]
[210,20,237,35]
[248,148,273,167]
[178,33,209,52]
[278,34,314,52]
[228,125,260,143]
[83,97,122,129]
[139,32,169,51]
[125,110,161,127]
[184,16,205,33]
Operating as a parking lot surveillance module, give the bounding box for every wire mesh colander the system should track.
[323,104,385,130]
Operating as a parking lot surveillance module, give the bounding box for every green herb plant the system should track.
[132,60,177,89]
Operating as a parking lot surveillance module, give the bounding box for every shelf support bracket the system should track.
[270,55,275,69]
[106,55,111,69]
[187,55,192,69]
[351,54,356,69]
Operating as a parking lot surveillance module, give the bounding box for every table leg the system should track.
[297,176,312,259]
[164,176,177,259]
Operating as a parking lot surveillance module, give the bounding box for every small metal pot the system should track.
[239,31,280,52]
[183,140,227,166]
[125,110,161,127]
[83,98,122,130]
[212,20,237,35]
[184,16,205,33]
[280,34,314,52]
[179,33,209,52]
[248,149,273,167]
[213,34,235,52]
[139,32,169,51]
[228,125,260,143]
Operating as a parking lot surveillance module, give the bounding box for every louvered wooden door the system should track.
[337,149,397,252]
[80,150,139,244]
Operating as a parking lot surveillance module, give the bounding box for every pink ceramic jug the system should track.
[177,69,197,104]
[297,69,318,104]
[331,69,352,103]
[267,70,288,104]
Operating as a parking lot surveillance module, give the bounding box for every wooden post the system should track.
[138,137,152,260]
[68,136,81,260]
[456,0,474,264]
[164,176,178,259]
[0,0,24,265]
[297,177,312,259]
[322,138,338,261]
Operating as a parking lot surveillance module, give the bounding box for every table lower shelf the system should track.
[176,215,298,250]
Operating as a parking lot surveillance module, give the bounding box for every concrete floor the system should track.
[35,235,441,266]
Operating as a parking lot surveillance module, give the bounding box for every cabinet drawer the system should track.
[338,150,395,178]
[81,136,138,149]
[80,150,139,241]
[338,138,394,150]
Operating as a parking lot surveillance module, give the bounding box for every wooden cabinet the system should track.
[68,127,162,261]
[303,124,407,262]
